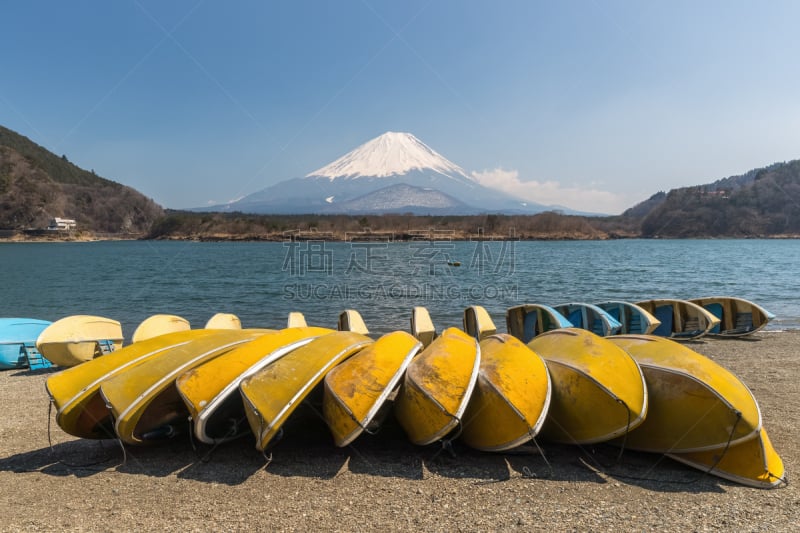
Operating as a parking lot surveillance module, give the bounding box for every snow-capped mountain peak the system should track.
[306,131,472,180]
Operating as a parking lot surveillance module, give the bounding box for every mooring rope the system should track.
[45,399,121,470]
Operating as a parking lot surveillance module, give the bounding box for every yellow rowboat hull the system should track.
[337,309,369,334]
[46,329,216,440]
[287,311,308,328]
[323,331,422,447]
[36,315,124,367]
[461,334,551,452]
[462,305,497,341]
[100,329,269,445]
[176,327,332,444]
[131,314,190,343]
[205,313,242,329]
[668,428,787,489]
[240,331,372,452]
[608,335,762,453]
[394,327,480,446]
[528,328,648,445]
[635,299,720,340]
[410,306,436,348]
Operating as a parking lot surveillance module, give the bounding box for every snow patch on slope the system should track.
[306,132,472,181]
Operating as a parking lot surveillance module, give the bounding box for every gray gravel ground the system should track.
[0,331,797,532]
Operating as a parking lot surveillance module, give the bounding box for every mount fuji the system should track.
[206,132,556,215]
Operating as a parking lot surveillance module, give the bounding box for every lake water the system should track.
[1,239,798,338]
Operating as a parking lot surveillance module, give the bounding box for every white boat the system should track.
[36,315,123,367]
[689,296,775,337]
[131,314,190,343]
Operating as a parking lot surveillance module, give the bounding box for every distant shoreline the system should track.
[2,232,799,243]
[0,232,143,243]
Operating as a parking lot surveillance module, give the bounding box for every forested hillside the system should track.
[635,160,800,237]
[0,126,162,233]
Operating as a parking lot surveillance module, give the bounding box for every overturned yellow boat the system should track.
[337,309,370,334]
[323,331,422,447]
[205,313,242,329]
[176,327,332,444]
[608,334,762,452]
[668,428,787,489]
[461,334,551,452]
[529,328,647,444]
[100,329,267,445]
[394,327,480,446]
[46,329,214,439]
[410,306,436,348]
[462,305,497,341]
[240,331,372,452]
[131,314,191,343]
[36,315,124,367]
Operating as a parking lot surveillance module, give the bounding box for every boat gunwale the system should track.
[106,335,261,442]
[553,302,623,335]
[414,335,481,446]
[468,335,553,451]
[689,296,775,337]
[542,351,649,444]
[244,336,373,449]
[191,335,324,444]
[635,364,763,452]
[326,335,422,447]
[635,299,720,339]
[50,338,195,418]
[611,334,764,452]
[666,431,785,489]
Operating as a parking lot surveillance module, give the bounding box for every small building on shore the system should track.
[47,217,77,231]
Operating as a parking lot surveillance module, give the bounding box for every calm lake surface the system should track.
[1,239,797,338]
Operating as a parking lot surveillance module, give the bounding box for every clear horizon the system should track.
[2,1,799,215]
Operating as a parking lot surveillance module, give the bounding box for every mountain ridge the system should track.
[0,125,163,233]
[624,158,800,237]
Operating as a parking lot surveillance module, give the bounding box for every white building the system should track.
[47,217,77,231]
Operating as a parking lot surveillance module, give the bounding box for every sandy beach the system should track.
[1,331,797,532]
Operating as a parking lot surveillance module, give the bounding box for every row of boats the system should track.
[0,296,776,372]
[1,296,784,489]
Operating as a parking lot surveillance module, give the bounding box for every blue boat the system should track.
[506,304,574,343]
[553,302,622,336]
[0,318,53,370]
[689,296,775,337]
[635,299,720,340]
[596,300,662,335]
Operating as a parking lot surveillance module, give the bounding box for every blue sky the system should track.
[2,1,799,214]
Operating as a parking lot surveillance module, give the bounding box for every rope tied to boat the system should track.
[339,401,381,436]
[767,470,789,487]
[523,431,553,479]
[197,418,248,464]
[613,397,632,464]
[45,398,123,470]
[432,412,464,461]
[187,415,197,452]
[697,409,743,480]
